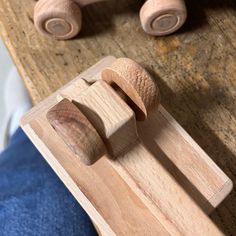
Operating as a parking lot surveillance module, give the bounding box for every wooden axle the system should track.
[47,58,160,165]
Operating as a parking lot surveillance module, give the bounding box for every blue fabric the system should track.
[0,128,97,236]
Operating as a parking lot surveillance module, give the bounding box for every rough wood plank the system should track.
[1,0,236,234]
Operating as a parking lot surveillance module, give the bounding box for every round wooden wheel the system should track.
[47,99,106,165]
[140,0,187,36]
[34,0,82,39]
[101,58,160,121]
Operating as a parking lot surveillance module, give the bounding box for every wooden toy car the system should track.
[34,0,187,39]
[21,56,232,235]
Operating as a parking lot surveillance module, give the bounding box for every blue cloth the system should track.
[0,128,97,236]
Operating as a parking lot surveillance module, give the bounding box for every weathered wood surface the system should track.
[0,0,236,234]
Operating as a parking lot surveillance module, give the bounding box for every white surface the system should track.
[0,39,31,151]
[0,39,13,126]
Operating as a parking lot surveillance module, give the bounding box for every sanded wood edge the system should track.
[209,180,233,207]
[158,105,233,207]
[22,124,115,236]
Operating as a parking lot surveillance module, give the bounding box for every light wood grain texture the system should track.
[54,58,160,161]
[140,0,187,35]
[1,0,236,234]
[47,98,106,165]
[21,57,232,235]
[74,0,106,7]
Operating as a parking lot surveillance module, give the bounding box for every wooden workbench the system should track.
[0,0,236,234]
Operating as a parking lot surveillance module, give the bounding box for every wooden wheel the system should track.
[47,99,106,165]
[140,0,187,36]
[101,58,160,121]
[34,0,82,39]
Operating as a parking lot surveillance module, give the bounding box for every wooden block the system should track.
[75,80,139,157]
[140,0,187,36]
[21,57,232,235]
[54,76,139,161]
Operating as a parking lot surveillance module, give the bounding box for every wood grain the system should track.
[74,0,106,7]
[34,0,82,39]
[47,98,106,165]
[74,80,139,158]
[102,57,160,121]
[140,0,187,35]
[1,0,236,234]
[21,57,231,235]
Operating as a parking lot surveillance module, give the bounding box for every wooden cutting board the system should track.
[21,56,232,236]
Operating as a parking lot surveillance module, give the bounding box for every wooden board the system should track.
[21,56,232,235]
[1,0,236,234]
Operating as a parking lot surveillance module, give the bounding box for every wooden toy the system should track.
[47,58,160,164]
[140,0,187,35]
[21,56,232,235]
[34,0,105,39]
[34,0,187,39]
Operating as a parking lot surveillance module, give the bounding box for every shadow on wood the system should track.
[146,66,236,236]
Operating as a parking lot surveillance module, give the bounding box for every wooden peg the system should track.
[101,58,160,121]
[34,0,82,39]
[140,0,187,36]
[47,98,106,165]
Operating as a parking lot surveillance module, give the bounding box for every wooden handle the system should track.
[140,0,187,36]
[47,99,106,165]
[34,0,82,39]
[101,58,160,121]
